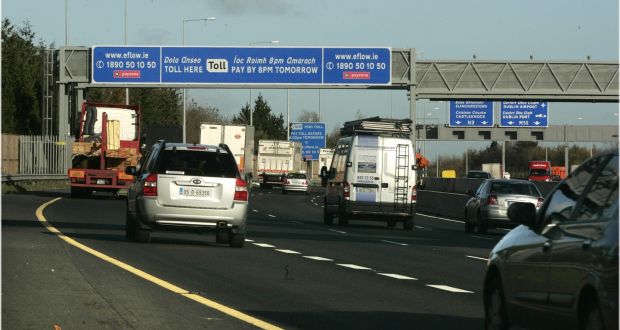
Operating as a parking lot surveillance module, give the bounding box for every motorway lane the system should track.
[3,188,507,329]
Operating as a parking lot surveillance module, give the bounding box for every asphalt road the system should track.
[2,187,507,329]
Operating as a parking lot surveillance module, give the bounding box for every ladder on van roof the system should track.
[340,117,412,138]
[394,144,410,209]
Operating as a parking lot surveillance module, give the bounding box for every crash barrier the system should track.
[1,134,73,180]
[417,178,559,220]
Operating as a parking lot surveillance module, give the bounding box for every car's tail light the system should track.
[302,180,307,186]
[411,186,417,202]
[536,197,544,208]
[143,173,158,196]
[234,178,248,201]
[285,180,291,185]
[487,195,498,205]
[343,181,350,200]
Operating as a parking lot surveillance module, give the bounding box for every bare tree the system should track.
[297,110,320,122]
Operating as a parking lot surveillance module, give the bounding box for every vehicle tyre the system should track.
[125,209,136,241]
[485,276,509,330]
[229,232,245,248]
[477,211,488,234]
[464,211,475,232]
[71,187,89,198]
[216,230,230,244]
[403,216,414,230]
[338,204,349,226]
[581,298,604,330]
[133,212,151,243]
[387,220,396,228]
[323,203,334,225]
[282,189,287,195]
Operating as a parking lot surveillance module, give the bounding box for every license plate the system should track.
[96,179,106,185]
[179,187,211,197]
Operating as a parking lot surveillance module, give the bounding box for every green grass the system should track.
[2,180,69,194]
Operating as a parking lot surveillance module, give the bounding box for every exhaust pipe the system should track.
[217,221,228,230]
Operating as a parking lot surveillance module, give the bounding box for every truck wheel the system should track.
[323,203,333,225]
[338,204,349,226]
[229,232,246,248]
[403,217,414,230]
[125,209,136,241]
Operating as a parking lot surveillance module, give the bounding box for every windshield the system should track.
[530,169,550,176]
[468,172,490,178]
[287,173,307,179]
[157,149,238,178]
[490,182,541,196]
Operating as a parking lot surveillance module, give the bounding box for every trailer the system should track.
[68,102,140,197]
[199,123,255,178]
[257,140,303,189]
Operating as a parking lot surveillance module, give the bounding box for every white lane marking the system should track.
[252,210,259,213]
[245,239,255,243]
[321,206,324,208]
[381,240,408,246]
[418,213,464,224]
[303,256,333,261]
[253,243,275,248]
[337,264,372,270]
[466,255,489,261]
[275,249,301,254]
[267,214,276,218]
[426,284,474,293]
[378,273,417,280]
[328,229,347,234]
[470,235,495,241]
[313,203,318,206]
[415,225,431,230]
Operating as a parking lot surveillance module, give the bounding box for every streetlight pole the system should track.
[249,40,279,127]
[125,0,129,105]
[181,17,216,143]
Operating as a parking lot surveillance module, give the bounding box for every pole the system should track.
[125,0,129,105]
[249,89,253,126]
[565,145,570,175]
[436,153,439,177]
[465,145,469,174]
[182,22,186,143]
[501,140,506,178]
[318,89,321,122]
[287,89,290,140]
[65,0,68,46]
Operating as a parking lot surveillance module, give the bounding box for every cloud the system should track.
[212,0,296,15]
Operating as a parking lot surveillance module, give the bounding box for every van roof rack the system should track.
[340,117,412,137]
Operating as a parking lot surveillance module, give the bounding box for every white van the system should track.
[323,118,417,230]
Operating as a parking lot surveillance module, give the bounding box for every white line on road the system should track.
[253,243,275,248]
[415,225,431,230]
[303,256,333,261]
[469,235,495,241]
[252,210,259,213]
[337,264,372,270]
[381,240,408,246]
[418,213,464,224]
[245,239,255,243]
[275,249,301,254]
[328,229,347,234]
[426,285,474,293]
[378,273,417,280]
[267,214,277,218]
[465,255,489,261]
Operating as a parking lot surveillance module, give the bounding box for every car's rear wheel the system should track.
[477,210,488,234]
[282,189,287,194]
[464,210,475,232]
[323,203,334,225]
[125,209,136,241]
[338,204,349,225]
[133,212,151,243]
[216,230,230,244]
[387,220,396,228]
[485,277,509,330]
[581,297,604,330]
[229,232,245,248]
[403,217,414,230]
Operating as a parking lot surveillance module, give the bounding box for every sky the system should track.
[2,0,619,159]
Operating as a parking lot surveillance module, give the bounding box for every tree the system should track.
[185,100,227,144]
[297,110,320,122]
[1,19,45,134]
[326,125,341,148]
[232,94,286,151]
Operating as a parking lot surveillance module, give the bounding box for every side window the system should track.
[540,155,607,225]
[142,145,160,174]
[475,181,487,196]
[574,156,618,222]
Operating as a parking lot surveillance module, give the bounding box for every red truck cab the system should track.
[528,161,551,182]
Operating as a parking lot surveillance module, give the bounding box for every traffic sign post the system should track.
[500,101,549,127]
[289,122,326,161]
[448,101,494,127]
[92,46,391,86]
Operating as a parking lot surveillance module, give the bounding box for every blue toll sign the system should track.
[289,123,326,161]
[91,46,391,85]
[449,101,494,127]
[500,101,549,127]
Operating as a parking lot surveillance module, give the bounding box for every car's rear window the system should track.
[157,149,238,178]
[490,182,540,196]
[468,172,490,178]
[287,173,306,179]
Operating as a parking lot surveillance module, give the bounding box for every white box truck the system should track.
[257,140,303,189]
[199,124,255,177]
[482,163,502,179]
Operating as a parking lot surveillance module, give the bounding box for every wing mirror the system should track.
[125,166,137,176]
[329,168,336,179]
[507,202,537,227]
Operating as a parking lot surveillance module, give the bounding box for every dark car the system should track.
[467,170,492,179]
[483,151,618,330]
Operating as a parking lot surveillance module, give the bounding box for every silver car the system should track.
[464,179,543,233]
[282,172,309,194]
[125,142,248,247]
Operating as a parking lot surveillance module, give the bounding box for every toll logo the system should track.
[206,59,228,73]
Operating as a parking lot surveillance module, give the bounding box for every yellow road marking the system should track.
[36,197,283,330]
